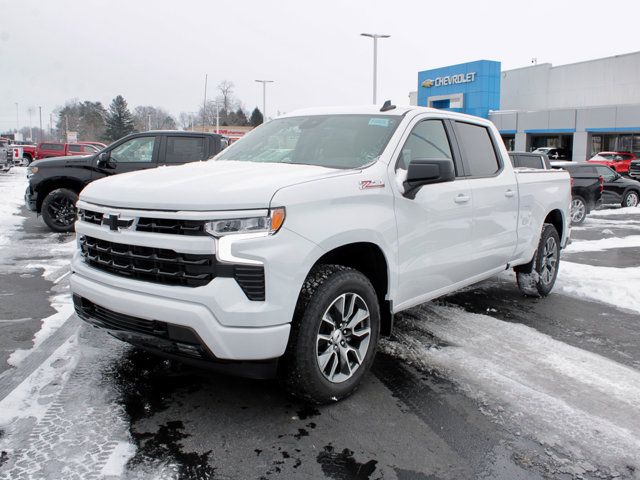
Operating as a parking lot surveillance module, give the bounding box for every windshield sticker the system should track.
[369,118,390,127]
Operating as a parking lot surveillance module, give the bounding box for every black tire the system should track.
[279,265,380,404]
[622,190,639,208]
[41,188,78,233]
[516,223,561,297]
[23,155,32,166]
[570,195,587,225]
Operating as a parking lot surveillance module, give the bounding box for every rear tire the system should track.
[623,190,639,208]
[41,188,78,233]
[279,265,380,404]
[516,223,561,297]
[570,196,587,225]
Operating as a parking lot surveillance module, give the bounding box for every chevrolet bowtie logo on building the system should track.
[102,214,134,231]
[422,72,477,88]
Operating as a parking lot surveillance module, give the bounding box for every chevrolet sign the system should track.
[422,72,477,88]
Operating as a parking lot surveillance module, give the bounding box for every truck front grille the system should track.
[80,235,217,287]
[136,217,207,235]
[79,209,104,225]
[79,235,266,299]
[630,162,640,177]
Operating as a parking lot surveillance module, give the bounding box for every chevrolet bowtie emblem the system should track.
[421,79,434,88]
[103,214,133,231]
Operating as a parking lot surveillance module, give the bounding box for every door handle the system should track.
[505,189,515,198]
[454,194,471,204]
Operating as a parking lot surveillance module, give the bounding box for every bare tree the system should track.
[217,80,234,114]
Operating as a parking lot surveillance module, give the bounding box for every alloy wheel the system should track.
[625,192,639,207]
[315,292,371,383]
[571,198,585,223]
[539,236,558,286]
[47,196,77,227]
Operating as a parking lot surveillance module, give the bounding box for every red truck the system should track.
[35,142,102,160]
[586,151,637,174]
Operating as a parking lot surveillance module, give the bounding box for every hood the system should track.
[80,160,348,211]
[32,155,94,168]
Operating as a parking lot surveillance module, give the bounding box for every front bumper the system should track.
[25,185,37,212]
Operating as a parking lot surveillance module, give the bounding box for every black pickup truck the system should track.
[551,161,603,225]
[26,131,228,232]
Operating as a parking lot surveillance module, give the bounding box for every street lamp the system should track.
[15,102,19,132]
[255,79,275,122]
[360,33,390,104]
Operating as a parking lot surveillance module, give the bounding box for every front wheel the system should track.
[623,190,639,208]
[516,223,561,297]
[279,265,380,404]
[570,196,587,225]
[41,188,78,233]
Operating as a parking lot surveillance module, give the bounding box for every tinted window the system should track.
[42,143,64,151]
[68,144,82,152]
[516,154,544,169]
[398,120,452,171]
[595,166,617,181]
[165,136,206,163]
[110,136,156,163]
[455,122,500,176]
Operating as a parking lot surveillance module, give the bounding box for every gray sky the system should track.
[1,0,639,131]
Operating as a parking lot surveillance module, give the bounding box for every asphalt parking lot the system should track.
[1,167,639,480]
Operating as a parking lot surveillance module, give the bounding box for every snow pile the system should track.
[556,261,640,314]
[0,167,28,247]
[590,206,640,217]
[382,303,640,472]
[565,235,640,253]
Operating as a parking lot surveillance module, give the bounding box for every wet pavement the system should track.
[1,169,639,479]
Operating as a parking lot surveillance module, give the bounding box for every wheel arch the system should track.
[35,177,86,212]
[306,241,393,336]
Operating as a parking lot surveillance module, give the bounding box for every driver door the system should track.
[93,135,159,179]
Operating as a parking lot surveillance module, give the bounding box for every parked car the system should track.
[586,151,637,175]
[508,151,551,169]
[79,141,107,150]
[590,164,640,208]
[70,105,571,404]
[551,161,603,224]
[27,131,228,232]
[35,142,101,159]
[532,147,571,160]
[8,142,37,165]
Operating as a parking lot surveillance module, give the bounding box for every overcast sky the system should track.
[1,0,639,130]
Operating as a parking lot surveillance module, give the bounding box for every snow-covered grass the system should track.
[382,303,640,472]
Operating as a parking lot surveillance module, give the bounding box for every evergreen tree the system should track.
[105,95,135,141]
[250,107,264,127]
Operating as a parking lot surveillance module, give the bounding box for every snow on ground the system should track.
[382,303,640,475]
[0,168,28,247]
[557,261,640,314]
[565,234,640,253]
[590,206,640,217]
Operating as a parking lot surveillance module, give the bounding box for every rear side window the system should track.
[165,136,206,163]
[455,122,501,177]
[42,143,64,151]
[68,144,82,152]
[516,154,544,169]
[398,120,453,171]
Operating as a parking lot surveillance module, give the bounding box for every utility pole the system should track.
[255,79,274,122]
[148,113,152,131]
[65,115,69,141]
[215,102,219,134]
[360,33,391,104]
[15,102,19,133]
[28,107,34,142]
[202,74,208,132]
[38,106,43,142]
[49,113,53,139]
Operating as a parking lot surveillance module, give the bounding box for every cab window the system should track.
[397,120,454,172]
[110,136,156,163]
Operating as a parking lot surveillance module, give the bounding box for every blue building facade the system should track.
[417,60,501,118]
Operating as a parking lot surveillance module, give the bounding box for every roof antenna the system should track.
[380,100,396,112]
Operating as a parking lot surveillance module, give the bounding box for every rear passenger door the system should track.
[453,121,518,274]
[594,165,622,203]
[159,135,208,165]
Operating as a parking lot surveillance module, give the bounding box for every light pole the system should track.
[255,79,274,122]
[39,106,43,142]
[360,33,390,104]
[202,73,208,132]
[15,102,19,132]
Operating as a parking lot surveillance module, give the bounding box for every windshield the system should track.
[215,114,401,169]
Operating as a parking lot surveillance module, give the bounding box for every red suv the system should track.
[35,142,101,159]
[586,151,637,174]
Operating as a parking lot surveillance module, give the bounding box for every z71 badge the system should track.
[359,180,385,190]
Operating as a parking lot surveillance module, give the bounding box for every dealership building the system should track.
[409,51,640,161]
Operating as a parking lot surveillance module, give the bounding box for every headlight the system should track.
[27,166,38,175]
[205,207,286,237]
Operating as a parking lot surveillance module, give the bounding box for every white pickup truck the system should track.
[70,105,571,403]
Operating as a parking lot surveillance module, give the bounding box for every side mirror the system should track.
[403,158,455,198]
[97,152,116,169]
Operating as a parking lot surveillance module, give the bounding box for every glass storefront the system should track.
[501,135,515,151]
[589,133,640,157]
